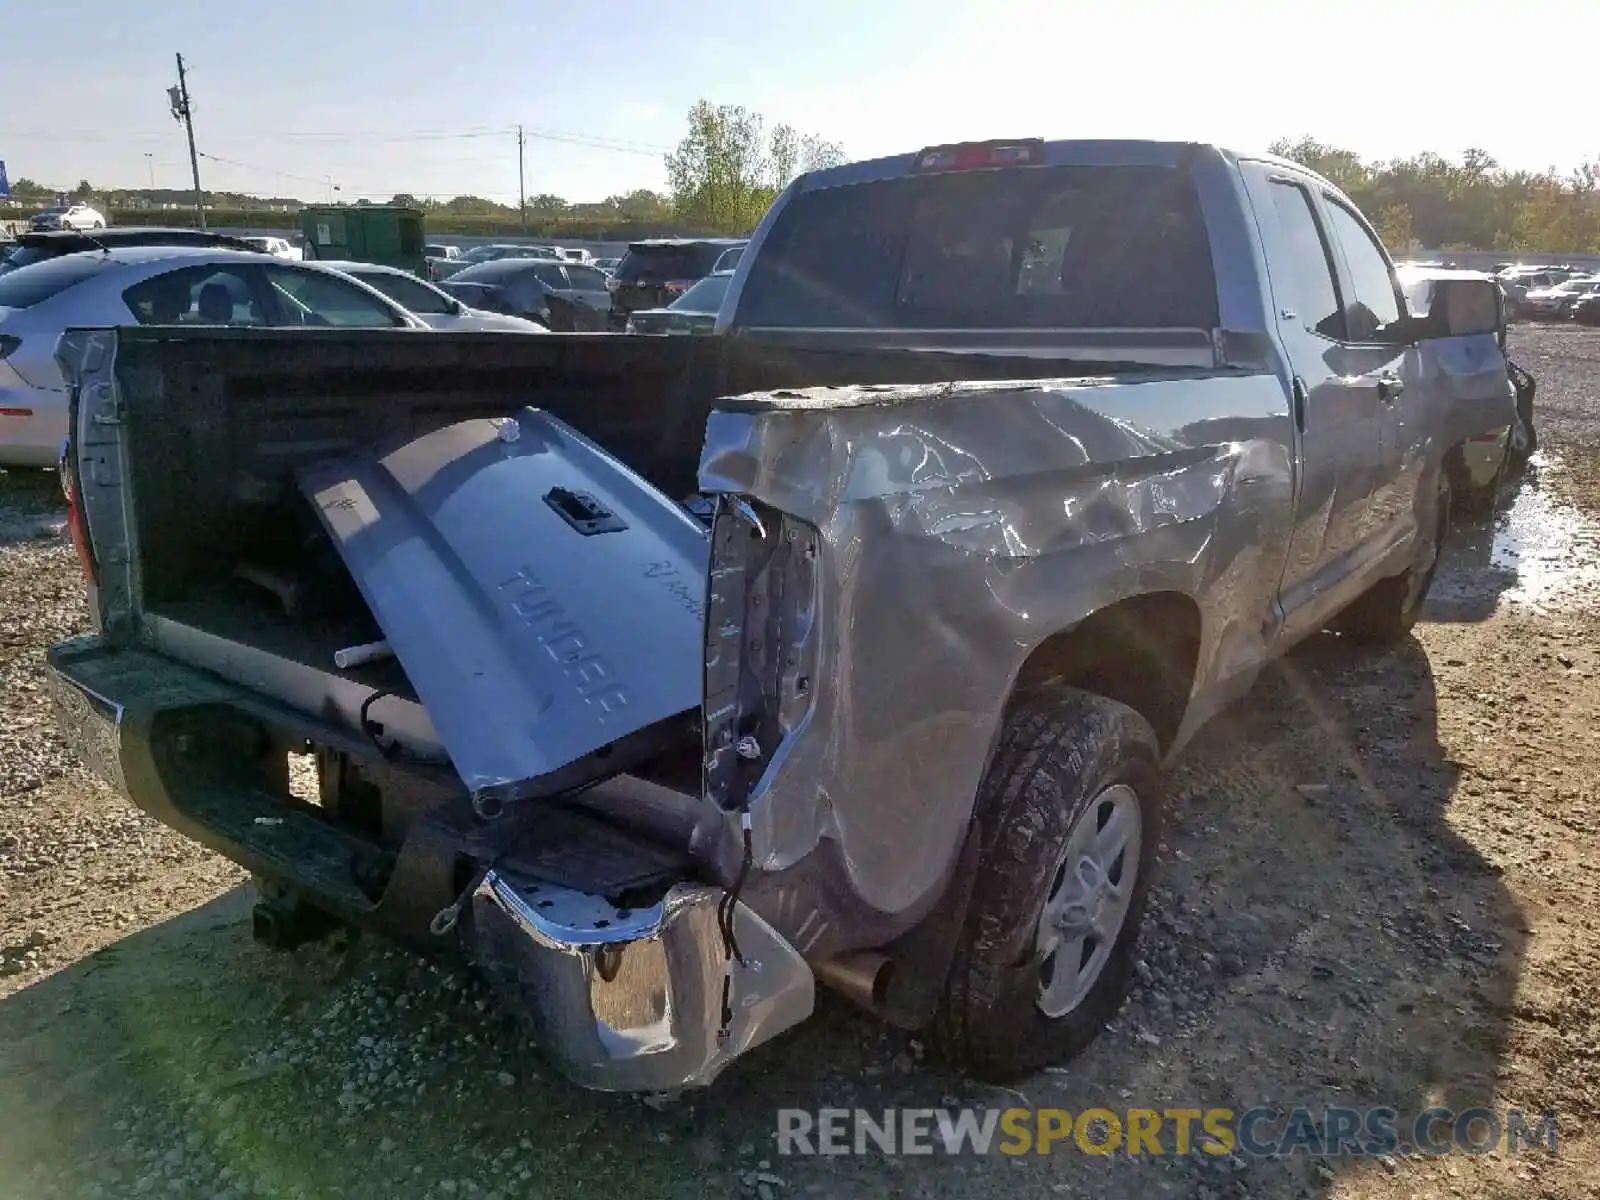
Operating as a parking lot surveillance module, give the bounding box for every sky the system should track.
[2,0,1587,205]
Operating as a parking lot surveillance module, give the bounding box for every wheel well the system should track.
[1009,592,1201,754]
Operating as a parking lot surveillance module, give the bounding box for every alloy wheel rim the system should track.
[1035,783,1142,1019]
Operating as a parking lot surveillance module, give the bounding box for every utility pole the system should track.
[517,124,527,234]
[168,53,205,229]
[144,153,155,190]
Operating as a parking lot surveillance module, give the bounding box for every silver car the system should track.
[319,261,549,333]
[0,246,426,468]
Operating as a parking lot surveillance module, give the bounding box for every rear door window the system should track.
[1263,180,1344,340]
[123,265,269,325]
[737,165,1219,329]
[564,266,610,291]
[531,264,569,289]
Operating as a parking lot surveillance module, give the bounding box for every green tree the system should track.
[665,102,846,233]
[769,124,845,188]
[526,193,569,215]
[1269,138,1600,253]
[443,195,509,216]
[1374,202,1417,253]
[666,102,774,233]
[72,179,94,201]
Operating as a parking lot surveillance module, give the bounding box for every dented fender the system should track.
[698,372,1295,926]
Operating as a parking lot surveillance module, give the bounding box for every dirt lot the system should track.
[2,326,1599,1199]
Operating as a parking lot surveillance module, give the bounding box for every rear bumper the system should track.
[46,635,814,1092]
[466,872,813,1091]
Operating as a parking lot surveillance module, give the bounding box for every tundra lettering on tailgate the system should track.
[497,564,632,719]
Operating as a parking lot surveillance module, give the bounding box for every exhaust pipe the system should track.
[812,951,893,1012]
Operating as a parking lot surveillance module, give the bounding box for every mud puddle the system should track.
[1431,452,1600,619]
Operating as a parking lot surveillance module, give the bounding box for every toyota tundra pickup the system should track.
[45,140,1515,1092]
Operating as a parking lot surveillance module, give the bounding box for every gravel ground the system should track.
[2,326,1600,1198]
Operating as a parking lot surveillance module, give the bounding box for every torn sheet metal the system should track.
[299,408,708,810]
[698,372,1297,926]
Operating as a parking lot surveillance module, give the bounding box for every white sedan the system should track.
[319,260,549,333]
[0,246,428,468]
[242,235,303,261]
[29,203,106,232]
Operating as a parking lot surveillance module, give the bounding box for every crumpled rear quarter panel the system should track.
[700,373,1293,925]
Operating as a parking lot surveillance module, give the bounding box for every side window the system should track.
[531,264,568,289]
[1265,180,1343,340]
[123,266,267,326]
[1321,199,1402,342]
[263,267,403,328]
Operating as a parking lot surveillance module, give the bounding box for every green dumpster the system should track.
[300,205,426,274]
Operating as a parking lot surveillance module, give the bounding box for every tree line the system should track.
[16,121,1598,250]
[1270,138,1600,254]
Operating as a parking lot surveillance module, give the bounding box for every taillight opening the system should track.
[912,139,1044,173]
[59,439,97,585]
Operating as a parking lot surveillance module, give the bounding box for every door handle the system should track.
[1377,373,1404,403]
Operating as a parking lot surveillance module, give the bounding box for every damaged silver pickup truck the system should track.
[46,140,1516,1092]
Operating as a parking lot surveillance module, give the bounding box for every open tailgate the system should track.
[297,408,707,815]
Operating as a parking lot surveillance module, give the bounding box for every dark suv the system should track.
[0,227,258,275]
[607,238,746,328]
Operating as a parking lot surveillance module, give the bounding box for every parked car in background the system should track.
[558,248,595,265]
[625,270,733,335]
[1521,277,1600,320]
[436,258,611,330]
[0,247,425,467]
[430,243,562,281]
[321,260,548,333]
[0,227,262,276]
[242,236,302,261]
[1570,293,1600,326]
[606,237,745,328]
[29,203,106,232]
[423,244,460,262]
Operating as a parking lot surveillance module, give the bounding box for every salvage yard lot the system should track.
[3,326,1600,1199]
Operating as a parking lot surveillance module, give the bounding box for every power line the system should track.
[0,123,669,154]
[196,151,330,187]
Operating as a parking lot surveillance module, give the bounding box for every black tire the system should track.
[1333,472,1451,646]
[931,687,1162,1082]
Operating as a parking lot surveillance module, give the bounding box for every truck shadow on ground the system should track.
[0,633,1521,1200]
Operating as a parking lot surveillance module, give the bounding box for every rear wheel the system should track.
[931,687,1161,1082]
[1333,473,1451,646]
